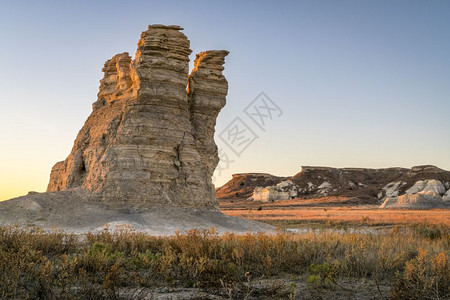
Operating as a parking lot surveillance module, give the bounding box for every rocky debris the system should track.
[249,180,298,202]
[215,173,288,199]
[0,25,274,234]
[217,165,450,209]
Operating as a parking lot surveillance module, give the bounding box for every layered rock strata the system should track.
[0,25,275,234]
[47,25,228,208]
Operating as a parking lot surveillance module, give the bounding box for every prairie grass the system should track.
[0,224,448,299]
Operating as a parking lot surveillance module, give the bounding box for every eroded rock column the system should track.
[47,25,229,209]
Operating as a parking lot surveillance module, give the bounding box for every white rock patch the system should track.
[381,181,406,199]
[406,179,446,195]
[250,180,298,202]
[317,181,332,195]
[443,189,450,202]
[380,179,448,208]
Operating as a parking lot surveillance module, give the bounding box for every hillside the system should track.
[216,165,450,208]
[215,173,288,199]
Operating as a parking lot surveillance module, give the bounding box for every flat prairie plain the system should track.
[219,197,450,227]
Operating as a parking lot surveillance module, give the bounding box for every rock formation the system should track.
[47,25,227,208]
[379,179,448,208]
[0,25,274,234]
[215,173,288,199]
[217,165,450,209]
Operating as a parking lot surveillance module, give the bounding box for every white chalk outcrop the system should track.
[380,179,448,209]
[222,165,450,208]
[317,181,333,196]
[405,179,446,195]
[250,180,298,202]
[443,189,450,202]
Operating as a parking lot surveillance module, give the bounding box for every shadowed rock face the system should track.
[47,25,228,208]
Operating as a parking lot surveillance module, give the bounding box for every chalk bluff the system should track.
[0,25,273,234]
[217,165,450,209]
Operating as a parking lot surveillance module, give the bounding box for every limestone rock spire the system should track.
[47,25,229,209]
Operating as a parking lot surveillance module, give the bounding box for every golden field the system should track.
[219,197,450,227]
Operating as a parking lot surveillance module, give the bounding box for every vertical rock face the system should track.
[188,50,229,198]
[47,25,228,208]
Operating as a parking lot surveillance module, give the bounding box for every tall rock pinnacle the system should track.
[0,25,274,234]
[47,25,228,208]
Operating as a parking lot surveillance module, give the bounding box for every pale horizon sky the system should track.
[1,0,449,201]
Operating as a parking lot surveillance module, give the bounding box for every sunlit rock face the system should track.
[405,179,446,195]
[380,179,448,208]
[47,25,228,208]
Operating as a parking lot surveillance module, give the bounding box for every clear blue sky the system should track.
[1,0,449,200]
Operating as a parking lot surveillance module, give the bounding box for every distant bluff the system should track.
[217,165,450,209]
[0,25,273,234]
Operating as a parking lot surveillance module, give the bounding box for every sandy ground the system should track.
[0,189,275,234]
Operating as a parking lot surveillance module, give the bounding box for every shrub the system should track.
[392,249,449,299]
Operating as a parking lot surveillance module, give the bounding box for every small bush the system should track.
[307,263,335,288]
[392,249,449,299]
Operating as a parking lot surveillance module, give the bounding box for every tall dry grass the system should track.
[0,224,448,299]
